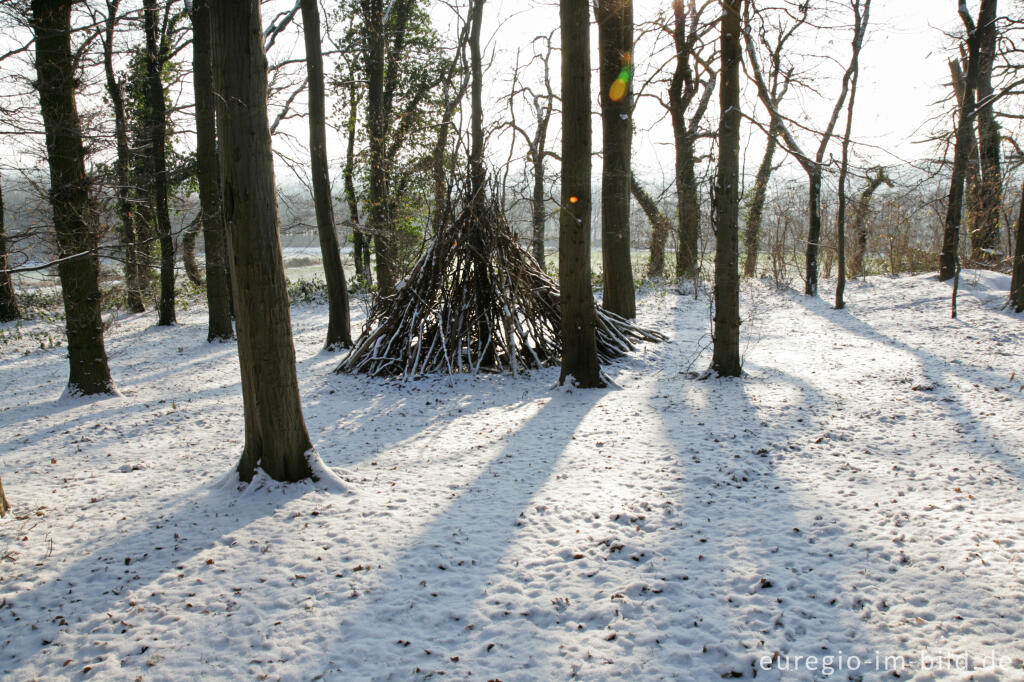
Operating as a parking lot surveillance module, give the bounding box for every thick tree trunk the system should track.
[941,6,982,281]
[630,174,671,278]
[596,0,635,318]
[711,0,743,377]
[31,0,115,396]
[0,474,8,518]
[102,0,145,313]
[0,176,20,322]
[559,0,603,388]
[190,0,233,341]
[143,0,176,325]
[950,59,983,253]
[673,123,700,280]
[743,117,778,278]
[211,0,315,483]
[302,0,352,350]
[1010,180,1024,312]
[974,0,1001,262]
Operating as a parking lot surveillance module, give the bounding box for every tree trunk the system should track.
[949,59,983,254]
[1010,179,1024,312]
[559,0,603,388]
[711,0,743,377]
[743,116,779,278]
[190,0,233,341]
[362,0,396,296]
[0,474,8,518]
[805,169,823,295]
[0,175,20,322]
[941,5,982,281]
[182,222,203,286]
[836,0,867,310]
[673,121,700,280]
[31,0,115,396]
[596,0,635,318]
[630,174,671,278]
[211,0,315,483]
[144,0,176,325]
[342,80,372,288]
[973,0,1001,263]
[102,0,145,313]
[302,0,352,350]
[531,155,547,270]
[848,167,890,278]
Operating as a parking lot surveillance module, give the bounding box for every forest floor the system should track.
[1,271,1023,681]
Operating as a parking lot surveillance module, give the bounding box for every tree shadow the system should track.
[306,388,604,680]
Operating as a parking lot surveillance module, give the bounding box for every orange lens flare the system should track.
[569,196,579,204]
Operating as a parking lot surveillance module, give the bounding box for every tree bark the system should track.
[596,0,635,318]
[211,0,315,483]
[102,0,145,313]
[182,223,203,286]
[848,167,891,278]
[1010,179,1024,312]
[711,0,743,377]
[302,0,352,350]
[190,0,233,341]
[31,0,116,396]
[835,0,868,310]
[630,174,671,278]
[559,0,603,388]
[143,0,176,325]
[361,0,396,296]
[941,4,982,281]
[0,474,8,518]
[342,79,372,288]
[0,175,20,322]
[973,0,1001,262]
[949,58,983,253]
[743,116,778,278]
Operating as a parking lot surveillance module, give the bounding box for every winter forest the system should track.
[0,0,1023,678]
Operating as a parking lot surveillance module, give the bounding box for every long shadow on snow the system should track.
[631,356,888,679]
[313,388,602,679]
[0,477,319,676]
[789,293,1024,483]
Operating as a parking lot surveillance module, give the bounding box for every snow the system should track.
[1,271,1023,681]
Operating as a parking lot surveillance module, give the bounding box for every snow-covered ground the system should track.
[1,272,1023,681]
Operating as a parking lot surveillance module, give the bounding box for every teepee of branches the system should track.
[336,195,664,378]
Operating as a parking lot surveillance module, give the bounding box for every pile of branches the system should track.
[336,197,664,378]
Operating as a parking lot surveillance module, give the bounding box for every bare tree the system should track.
[973,0,1002,262]
[143,0,176,325]
[847,166,892,277]
[189,0,233,341]
[835,0,870,310]
[1011,178,1024,311]
[506,32,558,271]
[211,0,316,482]
[742,16,795,278]
[97,0,146,313]
[595,0,635,318]
[940,1,985,281]
[744,0,868,296]
[301,0,352,350]
[31,0,116,396]
[559,0,603,388]
[711,0,743,377]
[630,173,673,277]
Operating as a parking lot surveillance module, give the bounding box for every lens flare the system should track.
[609,51,633,103]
